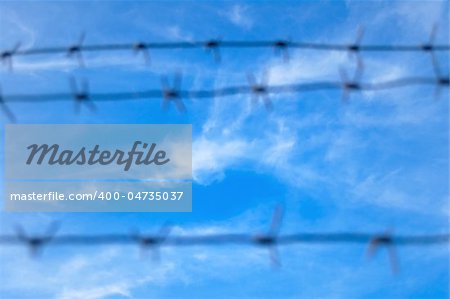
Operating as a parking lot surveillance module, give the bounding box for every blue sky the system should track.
[0,1,449,298]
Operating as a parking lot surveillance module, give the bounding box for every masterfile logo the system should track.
[26,141,171,171]
[6,124,191,180]
[4,124,192,212]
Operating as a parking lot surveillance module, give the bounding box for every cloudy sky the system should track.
[0,1,449,298]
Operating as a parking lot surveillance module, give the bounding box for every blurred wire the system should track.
[0,206,448,274]
[0,73,447,122]
[3,39,449,56]
[1,25,449,69]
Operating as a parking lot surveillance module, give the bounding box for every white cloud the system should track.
[222,5,253,30]
[164,25,194,41]
[60,283,132,299]
[189,32,447,215]
[193,136,250,184]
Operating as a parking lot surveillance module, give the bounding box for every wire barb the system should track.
[433,72,449,101]
[347,26,365,65]
[339,59,364,103]
[421,23,438,52]
[67,32,86,67]
[273,39,290,62]
[367,230,398,274]
[14,222,60,257]
[131,223,172,262]
[429,43,449,100]
[0,85,16,122]
[205,38,222,63]
[247,71,273,112]
[133,41,151,65]
[160,72,187,113]
[1,42,21,72]
[253,205,284,267]
[69,76,97,113]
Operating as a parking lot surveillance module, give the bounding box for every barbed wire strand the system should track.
[3,37,450,57]
[0,207,448,273]
[0,72,448,122]
[1,24,449,69]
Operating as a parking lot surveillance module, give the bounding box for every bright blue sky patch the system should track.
[0,1,448,298]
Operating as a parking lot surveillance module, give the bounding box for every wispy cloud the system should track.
[191,36,447,215]
[0,9,37,50]
[221,4,253,30]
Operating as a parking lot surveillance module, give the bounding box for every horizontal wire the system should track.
[0,232,448,246]
[0,77,444,103]
[6,41,450,57]
[0,201,446,275]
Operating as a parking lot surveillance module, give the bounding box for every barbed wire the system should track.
[0,207,448,273]
[0,26,448,122]
[0,72,448,122]
[0,26,448,279]
[0,25,449,69]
